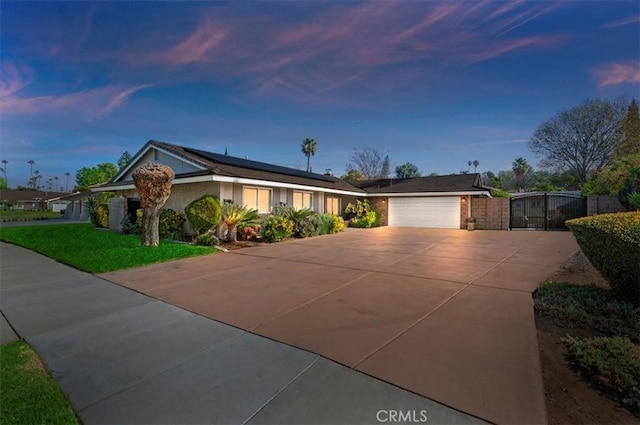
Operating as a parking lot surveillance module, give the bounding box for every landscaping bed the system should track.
[534,252,640,424]
[0,223,215,273]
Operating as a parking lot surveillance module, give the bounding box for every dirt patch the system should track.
[545,251,608,287]
[218,240,261,251]
[537,252,639,424]
[19,343,46,375]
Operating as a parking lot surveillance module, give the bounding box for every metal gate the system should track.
[510,193,586,230]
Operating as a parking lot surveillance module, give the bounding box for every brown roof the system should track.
[108,140,488,196]
[356,174,486,193]
[0,189,67,201]
[113,140,367,194]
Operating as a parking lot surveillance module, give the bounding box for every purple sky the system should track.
[1,1,639,189]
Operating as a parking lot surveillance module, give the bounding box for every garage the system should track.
[388,197,460,228]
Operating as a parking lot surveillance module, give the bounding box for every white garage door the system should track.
[388,197,461,228]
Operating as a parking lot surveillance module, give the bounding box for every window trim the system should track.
[293,190,313,210]
[242,186,272,213]
[325,196,341,215]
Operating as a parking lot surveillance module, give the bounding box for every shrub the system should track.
[534,282,640,342]
[159,208,185,240]
[185,195,222,235]
[318,214,333,235]
[491,188,511,198]
[331,215,345,233]
[83,197,99,227]
[120,217,141,235]
[619,167,640,210]
[563,336,640,413]
[343,199,371,220]
[262,215,294,243]
[238,224,261,241]
[583,154,640,196]
[195,232,219,247]
[566,212,640,304]
[273,205,316,238]
[95,204,109,228]
[221,202,259,242]
[299,214,322,238]
[351,211,379,228]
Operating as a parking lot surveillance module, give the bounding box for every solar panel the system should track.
[184,147,336,183]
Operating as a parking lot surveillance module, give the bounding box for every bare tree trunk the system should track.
[142,206,161,246]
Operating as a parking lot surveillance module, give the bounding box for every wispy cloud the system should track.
[594,62,640,87]
[0,83,152,117]
[0,60,33,98]
[604,15,640,28]
[121,1,565,101]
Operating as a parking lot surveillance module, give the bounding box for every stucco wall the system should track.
[108,197,126,231]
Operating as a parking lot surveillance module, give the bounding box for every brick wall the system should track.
[587,195,628,215]
[471,197,509,230]
[370,197,388,226]
[459,197,468,229]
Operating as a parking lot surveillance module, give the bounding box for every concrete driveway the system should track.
[102,227,579,424]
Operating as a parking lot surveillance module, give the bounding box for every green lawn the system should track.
[0,223,216,273]
[0,210,62,221]
[0,341,79,425]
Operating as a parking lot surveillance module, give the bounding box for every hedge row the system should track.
[566,212,640,304]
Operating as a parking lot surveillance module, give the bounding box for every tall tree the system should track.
[472,160,479,173]
[54,176,59,192]
[0,177,7,190]
[27,160,35,188]
[340,169,366,182]
[529,98,628,185]
[512,157,531,192]
[75,162,118,191]
[300,138,317,172]
[1,160,8,187]
[381,155,390,178]
[346,147,389,180]
[117,151,133,171]
[64,172,71,192]
[395,162,421,178]
[617,99,640,158]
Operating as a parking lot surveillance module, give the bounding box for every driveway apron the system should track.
[100,227,579,425]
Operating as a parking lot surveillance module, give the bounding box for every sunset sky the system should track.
[1,1,638,188]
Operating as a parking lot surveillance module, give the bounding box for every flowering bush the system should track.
[262,215,294,243]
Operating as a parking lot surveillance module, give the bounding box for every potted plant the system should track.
[465,216,476,231]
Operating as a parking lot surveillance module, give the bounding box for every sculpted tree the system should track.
[132,163,175,247]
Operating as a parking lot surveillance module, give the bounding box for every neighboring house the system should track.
[60,192,94,221]
[0,189,68,211]
[93,140,491,230]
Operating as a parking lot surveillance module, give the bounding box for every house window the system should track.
[242,187,272,213]
[325,196,340,215]
[293,191,313,210]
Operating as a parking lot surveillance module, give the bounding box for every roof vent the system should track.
[324,168,333,176]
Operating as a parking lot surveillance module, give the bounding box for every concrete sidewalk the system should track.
[0,242,484,425]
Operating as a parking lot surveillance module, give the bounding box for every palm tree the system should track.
[512,157,531,192]
[467,160,472,171]
[472,160,479,173]
[1,160,8,187]
[221,202,259,243]
[33,170,41,190]
[54,176,59,192]
[27,160,35,187]
[301,138,317,173]
[65,172,71,192]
